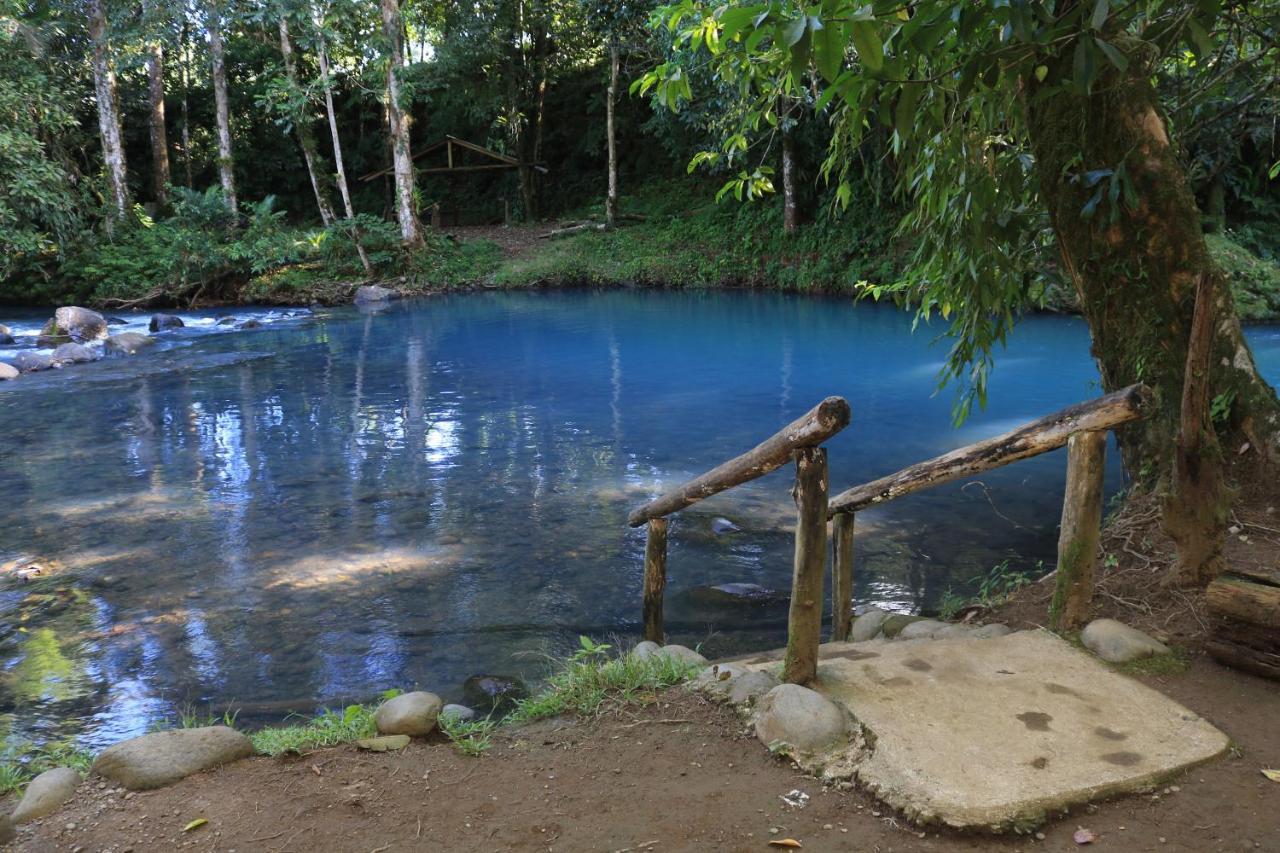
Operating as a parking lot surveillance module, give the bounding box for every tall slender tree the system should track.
[142,0,171,206]
[604,40,619,228]
[207,0,238,215]
[87,0,129,227]
[379,0,422,247]
[276,8,335,224]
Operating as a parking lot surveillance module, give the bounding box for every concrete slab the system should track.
[734,629,1228,830]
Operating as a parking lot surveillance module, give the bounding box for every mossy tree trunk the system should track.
[1024,37,1280,586]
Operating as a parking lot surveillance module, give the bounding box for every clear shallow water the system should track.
[2,291,1278,751]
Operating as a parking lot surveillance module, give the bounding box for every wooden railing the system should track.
[826,383,1151,641]
[628,384,1149,686]
[628,396,851,684]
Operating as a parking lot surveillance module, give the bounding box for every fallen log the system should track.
[1207,618,1280,681]
[828,384,1150,515]
[1206,574,1280,628]
[628,396,851,527]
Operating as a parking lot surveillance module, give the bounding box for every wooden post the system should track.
[1050,430,1107,631]
[642,517,669,643]
[832,513,855,641]
[784,447,828,684]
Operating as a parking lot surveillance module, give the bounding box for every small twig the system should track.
[618,718,694,728]
[249,829,286,842]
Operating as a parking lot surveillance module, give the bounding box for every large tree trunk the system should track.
[312,4,373,275]
[379,0,422,247]
[88,0,129,229]
[208,0,237,215]
[143,0,171,207]
[277,14,334,226]
[604,41,619,229]
[1024,36,1280,586]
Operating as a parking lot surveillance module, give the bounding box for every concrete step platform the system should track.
[735,629,1228,831]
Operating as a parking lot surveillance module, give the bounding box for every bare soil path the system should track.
[9,658,1278,853]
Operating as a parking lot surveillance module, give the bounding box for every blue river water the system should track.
[2,291,1278,751]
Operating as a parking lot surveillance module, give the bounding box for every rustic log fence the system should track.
[627,396,851,684]
[626,384,1150,686]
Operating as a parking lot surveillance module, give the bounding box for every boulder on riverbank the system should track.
[754,684,847,754]
[1081,618,1170,663]
[149,313,185,332]
[14,351,54,373]
[11,767,82,824]
[91,726,255,790]
[44,307,108,343]
[354,285,397,304]
[374,691,443,737]
[104,332,155,355]
[0,362,18,381]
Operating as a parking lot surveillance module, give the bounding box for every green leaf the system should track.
[782,15,807,47]
[183,819,208,833]
[1034,64,1048,82]
[848,21,883,72]
[1185,18,1213,57]
[813,20,844,82]
[1072,37,1097,92]
[1094,37,1129,72]
[895,82,923,141]
[1089,0,1109,30]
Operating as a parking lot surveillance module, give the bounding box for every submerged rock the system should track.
[106,316,127,325]
[104,332,155,355]
[1081,618,1170,664]
[237,319,263,330]
[91,726,255,790]
[375,691,443,737]
[217,316,238,326]
[0,331,13,346]
[711,517,741,535]
[355,284,397,304]
[754,684,847,753]
[14,351,54,373]
[463,675,528,712]
[688,582,787,606]
[0,362,18,381]
[46,306,108,343]
[11,766,81,824]
[52,342,99,365]
[149,313,185,332]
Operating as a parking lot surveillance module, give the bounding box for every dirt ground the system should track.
[447,225,557,260]
[7,656,1278,853]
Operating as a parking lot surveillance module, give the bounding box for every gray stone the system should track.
[970,623,1012,639]
[374,691,443,737]
[728,670,781,705]
[14,351,54,373]
[91,726,254,790]
[899,619,949,640]
[934,623,977,639]
[105,316,127,325]
[217,317,238,326]
[628,640,660,662]
[692,663,749,698]
[711,517,741,535]
[104,332,155,355]
[0,323,10,335]
[237,319,263,330]
[463,675,528,711]
[881,614,926,638]
[149,314,184,332]
[48,306,108,343]
[354,285,397,304]
[52,342,98,365]
[1081,618,1170,664]
[653,644,709,669]
[691,582,786,605]
[850,608,893,642]
[0,332,13,345]
[754,684,847,753]
[440,704,477,723]
[0,362,18,381]
[11,766,81,824]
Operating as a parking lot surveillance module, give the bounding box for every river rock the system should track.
[690,582,786,605]
[52,342,98,365]
[463,675,528,712]
[237,319,263,330]
[754,684,847,753]
[375,691,442,737]
[692,663,749,698]
[440,704,477,723]
[1081,618,1170,664]
[881,613,926,638]
[355,285,397,304]
[217,317,238,326]
[91,726,255,790]
[104,332,155,355]
[14,351,54,373]
[898,618,949,640]
[629,640,660,662]
[0,331,13,346]
[970,623,1012,639]
[850,608,893,641]
[149,313,184,332]
[652,644,709,669]
[47,306,108,343]
[36,334,71,347]
[11,766,82,824]
[0,323,10,336]
[730,670,781,704]
[0,362,18,381]
[106,316,127,325]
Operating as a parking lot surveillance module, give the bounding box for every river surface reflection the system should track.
[3,291,1278,749]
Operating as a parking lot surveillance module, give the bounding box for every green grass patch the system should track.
[250,703,379,757]
[0,742,94,796]
[1117,648,1191,677]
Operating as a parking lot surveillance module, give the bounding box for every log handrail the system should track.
[827,384,1151,517]
[627,396,851,527]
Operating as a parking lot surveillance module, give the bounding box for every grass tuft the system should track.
[250,704,378,757]
[1118,649,1191,677]
[0,741,95,796]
